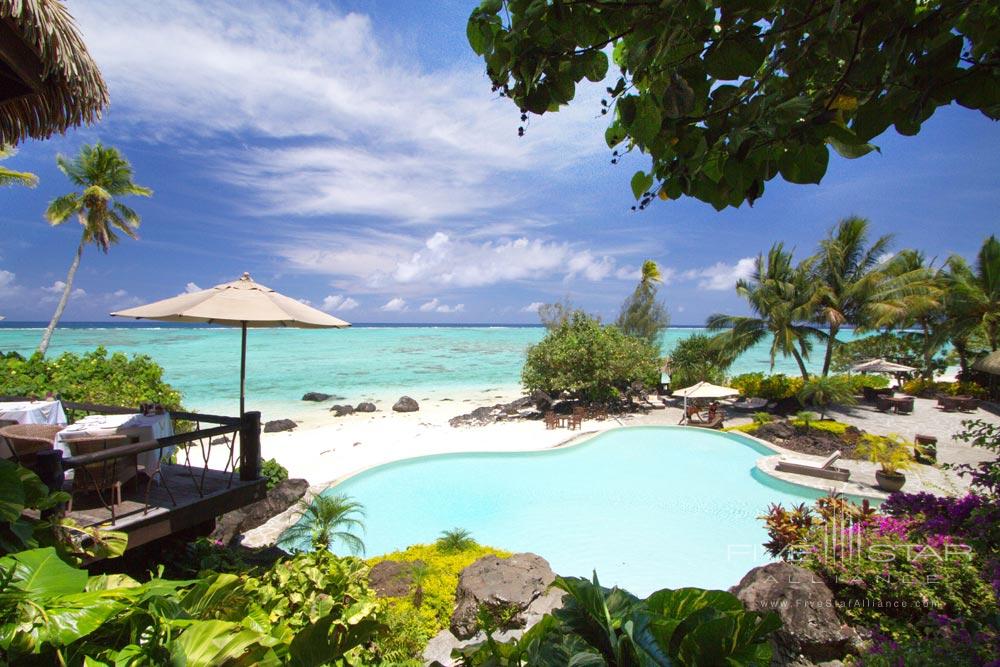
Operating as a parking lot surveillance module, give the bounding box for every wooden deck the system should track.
[67,463,267,550]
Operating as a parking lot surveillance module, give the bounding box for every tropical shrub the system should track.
[665,332,732,388]
[797,375,856,418]
[0,347,182,409]
[280,493,366,555]
[901,378,988,399]
[794,410,818,431]
[730,372,804,401]
[831,331,946,378]
[0,547,383,665]
[436,528,477,553]
[454,573,780,666]
[366,541,512,660]
[260,457,289,490]
[751,411,773,425]
[841,373,890,393]
[522,311,661,401]
[855,433,914,475]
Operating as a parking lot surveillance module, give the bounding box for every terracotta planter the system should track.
[875,469,906,492]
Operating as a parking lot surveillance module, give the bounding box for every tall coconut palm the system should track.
[37,143,152,355]
[877,250,947,379]
[707,244,822,381]
[0,145,38,187]
[811,217,894,376]
[282,493,366,554]
[616,259,669,349]
[947,235,1000,364]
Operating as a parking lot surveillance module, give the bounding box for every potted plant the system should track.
[856,434,913,491]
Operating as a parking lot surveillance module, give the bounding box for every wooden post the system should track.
[35,450,66,518]
[239,410,261,481]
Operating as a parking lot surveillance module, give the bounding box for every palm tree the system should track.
[283,493,366,554]
[616,259,669,348]
[878,250,947,379]
[0,145,38,188]
[811,217,893,376]
[38,143,152,355]
[946,235,1000,365]
[707,244,822,381]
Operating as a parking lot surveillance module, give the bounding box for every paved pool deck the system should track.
[620,396,999,500]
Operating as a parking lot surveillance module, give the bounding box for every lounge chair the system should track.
[680,404,705,424]
[775,449,850,481]
[690,414,724,429]
[0,423,62,468]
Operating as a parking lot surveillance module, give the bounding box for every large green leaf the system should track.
[41,594,124,647]
[169,619,279,667]
[704,39,766,80]
[0,461,27,522]
[631,96,662,146]
[2,547,87,596]
[631,171,654,199]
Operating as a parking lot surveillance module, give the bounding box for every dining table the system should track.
[54,412,175,477]
[0,399,67,425]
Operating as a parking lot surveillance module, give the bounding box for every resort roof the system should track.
[0,0,109,146]
[972,351,1000,376]
[850,358,917,374]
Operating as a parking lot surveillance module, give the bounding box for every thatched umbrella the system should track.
[972,351,1000,376]
[1,0,109,146]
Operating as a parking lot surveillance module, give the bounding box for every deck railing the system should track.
[29,403,261,527]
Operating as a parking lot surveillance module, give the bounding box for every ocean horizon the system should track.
[0,323,859,421]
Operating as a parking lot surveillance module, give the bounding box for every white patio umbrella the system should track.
[111,272,350,415]
[850,358,917,374]
[672,381,740,423]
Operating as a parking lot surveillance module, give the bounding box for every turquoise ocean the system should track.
[0,324,856,420]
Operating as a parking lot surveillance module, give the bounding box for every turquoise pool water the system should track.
[301,427,828,595]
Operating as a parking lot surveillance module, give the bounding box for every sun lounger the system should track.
[775,449,850,481]
[690,414,724,429]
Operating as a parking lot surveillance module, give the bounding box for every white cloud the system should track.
[419,298,463,313]
[0,270,15,292]
[321,295,359,311]
[112,289,128,298]
[42,281,86,298]
[685,257,755,291]
[71,1,608,221]
[185,282,201,293]
[522,302,544,313]
[380,297,407,312]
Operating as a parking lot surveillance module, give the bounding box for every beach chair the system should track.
[544,412,559,430]
[66,435,138,521]
[775,450,850,481]
[690,414,725,429]
[0,423,62,468]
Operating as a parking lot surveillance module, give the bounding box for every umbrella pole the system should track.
[240,322,247,418]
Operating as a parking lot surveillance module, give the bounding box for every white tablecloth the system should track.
[0,400,67,425]
[55,413,174,476]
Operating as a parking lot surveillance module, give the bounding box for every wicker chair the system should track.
[65,435,137,517]
[0,423,62,468]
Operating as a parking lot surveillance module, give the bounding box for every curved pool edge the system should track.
[318,423,885,504]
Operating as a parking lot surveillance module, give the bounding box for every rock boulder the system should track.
[330,404,355,417]
[369,559,425,598]
[211,478,309,545]
[301,392,332,402]
[450,553,558,640]
[355,402,377,413]
[392,396,419,412]
[263,418,297,433]
[730,562,857,665]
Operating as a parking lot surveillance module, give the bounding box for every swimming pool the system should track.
[291,427,829,595]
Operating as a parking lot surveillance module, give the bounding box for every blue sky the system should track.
[1,0,997,325]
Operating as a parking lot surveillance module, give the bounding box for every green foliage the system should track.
[665,333,731,388]
[947,235,1000,353]
[454,572,779,666]
[468,1,1000,209]
[436,528,478,554]
[280,493,366,555]
[366,542,512,662]
[0,547,383,665]
[856,433,914,474]
[0,144,38,188]
[522,311,661,402]
[797,375,856,419]
[730,372,804,401]
[615,260,669,350]
[260,457,289,491]
[0,459,126,564]
[901,378,988,399]
[751,411,773,425]
[0,347,182,410]
[795,411,818,431]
